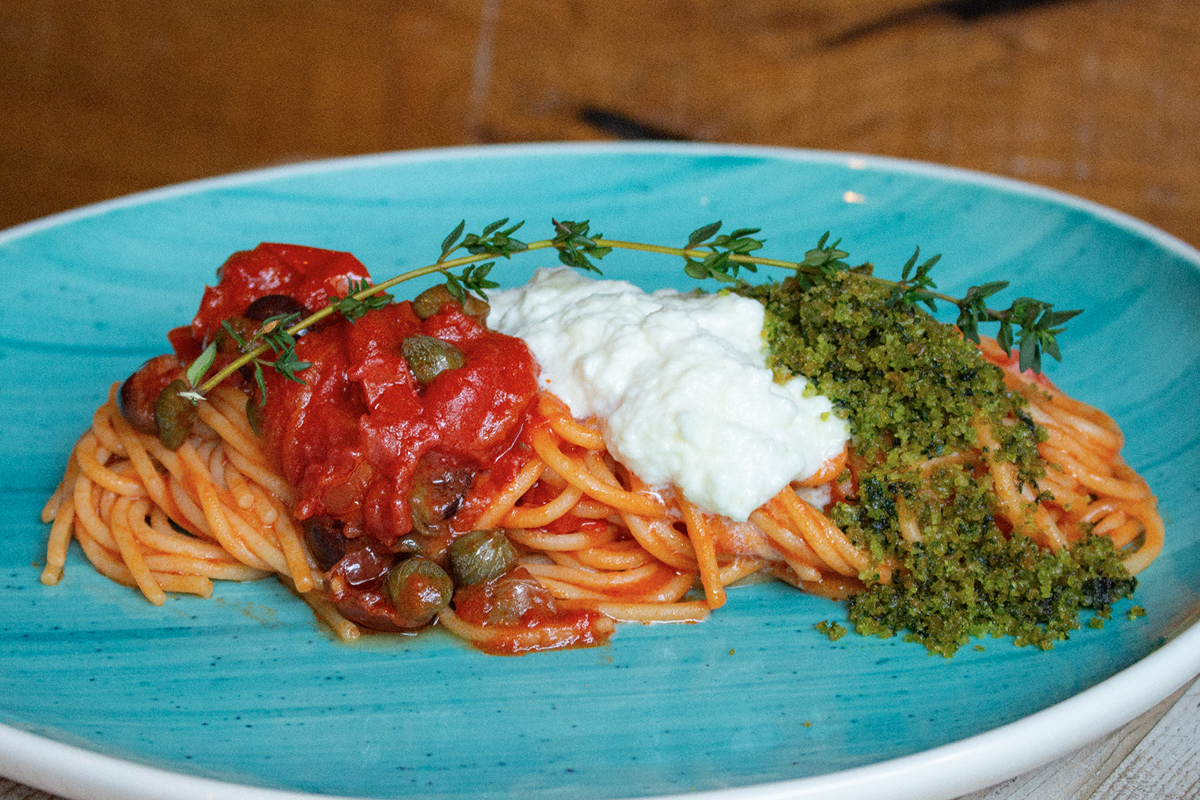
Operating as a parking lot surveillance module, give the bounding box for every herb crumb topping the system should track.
[736,272,1135,656]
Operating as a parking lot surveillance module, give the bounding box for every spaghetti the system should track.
[40,243,1162,656]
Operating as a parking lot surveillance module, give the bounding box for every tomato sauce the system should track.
[176,242,608,650]
[191,243,370,344]
[263,298,538,545]
[452,567,606,656]
[183,243,539,545]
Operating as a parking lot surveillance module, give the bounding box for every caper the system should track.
[486,568,557,625]
[402,335,465,385]
[412,285,457,320]
[412,284,490,323]
[449,529,517,586]
[384,557,453,622]
[155,378,197,450]
[460,293,490,322]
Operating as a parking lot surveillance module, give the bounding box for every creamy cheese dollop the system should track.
[486,268,848,521]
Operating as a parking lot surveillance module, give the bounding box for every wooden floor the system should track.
[1,1,1198,798]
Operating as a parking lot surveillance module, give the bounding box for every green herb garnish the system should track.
[182,217,1077,405]
[330,278,393,322]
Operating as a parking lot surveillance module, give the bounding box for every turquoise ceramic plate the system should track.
[1,143,1198,800]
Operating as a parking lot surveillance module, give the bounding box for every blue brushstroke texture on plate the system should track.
[1,144,1198,799]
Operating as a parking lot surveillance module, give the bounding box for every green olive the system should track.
[449,529,517,586]
[384,557,453,622]
[155,378,197,450]
[402,335,465,385]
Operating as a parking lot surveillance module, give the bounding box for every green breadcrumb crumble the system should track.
[735,272,1137,657]
[816,620,848,641]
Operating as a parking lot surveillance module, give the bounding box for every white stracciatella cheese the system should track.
[486,268,848,521]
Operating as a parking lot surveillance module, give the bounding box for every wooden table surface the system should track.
[1,1,1197,798]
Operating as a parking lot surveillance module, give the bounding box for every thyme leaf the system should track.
[440,218,528,262]
[185,342,217,392]
[794,232,851,288]
[439,220,467,261]
[551,219,611,273]
[681,222,763,282]
[886,247,941,312]
[330,279,393,322]
[444,261,501,302]
[270,347,313,384]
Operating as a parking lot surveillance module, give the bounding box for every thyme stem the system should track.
[192,219,1077,399]
[195,241,558,395]
[591,238,799,270]
[589,239,1003,318]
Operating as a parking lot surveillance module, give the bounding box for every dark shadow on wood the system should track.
[824,0,1090,46]
[576,106,692,141]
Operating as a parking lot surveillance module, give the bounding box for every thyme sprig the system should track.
[253,314,311,383]
[206,313,312,407]
[192,281,400,398]
[684,223,1077,374]
[576,220,1077,372]
[184,217,1077,409]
